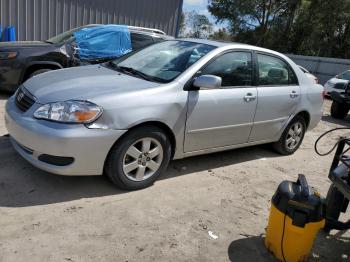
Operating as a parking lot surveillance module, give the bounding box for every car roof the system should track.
[83,24,172,39]
[176,38,292,60]
[179,38,261,48]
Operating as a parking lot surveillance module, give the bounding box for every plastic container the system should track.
[5,26,16,42]
[265,174,325,262]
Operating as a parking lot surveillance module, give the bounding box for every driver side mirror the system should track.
[191,75,222,90]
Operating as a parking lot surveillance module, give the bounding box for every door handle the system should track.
[244,93,256,102]
[290,91,299,98]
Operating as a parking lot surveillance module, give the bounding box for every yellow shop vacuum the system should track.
[265,174,325,262]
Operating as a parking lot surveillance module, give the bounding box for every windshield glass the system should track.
[113,40,216,83]
[47,26,97,44]
[339,70,350,80]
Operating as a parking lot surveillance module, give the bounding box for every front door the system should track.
[184,51,258,152]
[249,53,301,142]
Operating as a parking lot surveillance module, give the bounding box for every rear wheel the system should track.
[272,116,306,155]
[105,126,171,190]
[331,101,349,119]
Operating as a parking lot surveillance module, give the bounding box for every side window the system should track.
[131,33,154,50]
[200,52,253,87]
[257,54,298,86]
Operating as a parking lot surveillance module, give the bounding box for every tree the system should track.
[207,0,350,59]
[178,12,186,37]
[186,11,213,38]
[208,0,293,45]
[210,28,233,41]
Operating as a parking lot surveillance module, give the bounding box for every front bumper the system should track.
[5,96,127,176]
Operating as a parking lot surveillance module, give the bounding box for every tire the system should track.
[28,69,53,79]
[331,101,349,119]
[324,184,348,232]
[272,116,306,155]
[105,126,171,190]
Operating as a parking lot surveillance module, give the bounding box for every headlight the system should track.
[34,100,102,123]
[0,51,18,60]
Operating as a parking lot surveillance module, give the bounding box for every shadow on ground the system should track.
[0,134,281,207]
[227,232,350,262]
[0,93,10,100]
[228,235,275,262]
[322,115,350,127]
[312,231,350,261]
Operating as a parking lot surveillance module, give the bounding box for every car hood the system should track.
[23,65,161,104]
[0,41,51,50]
[328,77,349,85]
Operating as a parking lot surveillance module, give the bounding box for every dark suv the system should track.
[0,25,172,92]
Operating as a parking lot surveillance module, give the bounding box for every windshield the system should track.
[338,70,350,80]
[47,26,97,44]
[112,40,216,83]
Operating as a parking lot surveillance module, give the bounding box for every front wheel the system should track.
[105,126,171,190]
[272,116,306,155]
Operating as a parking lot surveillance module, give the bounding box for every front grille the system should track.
[15,87,36,112]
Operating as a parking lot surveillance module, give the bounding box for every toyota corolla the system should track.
[5,39,324,190]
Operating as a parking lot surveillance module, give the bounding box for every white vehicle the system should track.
[324,70,350,97]
[299,66,318,84]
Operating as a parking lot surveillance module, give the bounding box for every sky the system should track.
[182,0,226,31]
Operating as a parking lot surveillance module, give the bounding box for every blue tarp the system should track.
[74,25,132,61]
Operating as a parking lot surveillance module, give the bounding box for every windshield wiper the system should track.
[118,66,166,83]
[117,66,152,81]
[105,63,166,83]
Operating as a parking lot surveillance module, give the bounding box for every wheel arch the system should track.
[21,61,63,83]
[129,121,176,158]
[293,110,311,129]
[107,121,177,161]
[294,110,311,129]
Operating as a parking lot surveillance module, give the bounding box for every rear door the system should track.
[249,53,300,142]
[184,51,258,152]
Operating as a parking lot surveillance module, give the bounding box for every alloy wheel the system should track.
[122,138,164,181]
[285,122,303,151]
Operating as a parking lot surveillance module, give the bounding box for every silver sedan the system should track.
[5,39,324,190]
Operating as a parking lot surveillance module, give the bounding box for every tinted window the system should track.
[338,71,350,80]
[47,26,91,44]
[258,54,297,86]
[131,33,154,50]
[200,52,253,87]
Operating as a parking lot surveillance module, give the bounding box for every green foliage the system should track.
[210,28,234,41]
[208,0,350,58]
[178,12,186,37]
[183,11,213,38]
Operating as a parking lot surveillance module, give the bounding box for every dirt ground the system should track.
[0,95,349,262]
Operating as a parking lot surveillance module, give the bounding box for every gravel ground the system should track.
[0,96,349,262]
